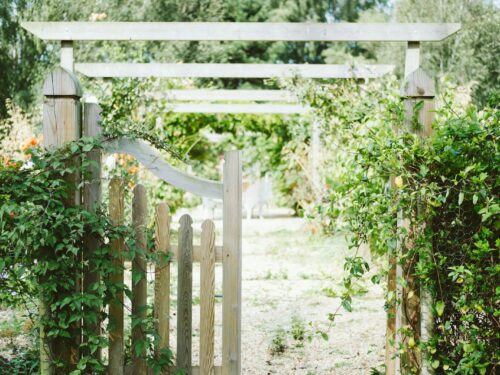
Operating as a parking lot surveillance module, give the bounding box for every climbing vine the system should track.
[297,77,499,374]
[0,137,177,374]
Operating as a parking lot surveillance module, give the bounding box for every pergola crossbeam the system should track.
[153,89,297,102]
[75,63,395,79]
[166,103,306,114]
[21,22,461,42]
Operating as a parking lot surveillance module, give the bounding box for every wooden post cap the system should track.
[400,67,435,99]
[43,67,83,97]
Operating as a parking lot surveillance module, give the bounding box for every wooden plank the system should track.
[124,365,222,375]
[170,245,223,263]
[108,177,125,375]
[82,102,102,360]
[396,68,436,375]
[76,63,395,79]
[166,103,306,114]
[222,151,242,375]
[132,184,149,375]
[41,67,83,374]
[21,22,461,42]
[154,203,171,369]
[155,89,297,102]
[105,138,223,199]
[404,41,420,78]
[200,220,216,375]
[177,214,193,373]
[60,41,74,72]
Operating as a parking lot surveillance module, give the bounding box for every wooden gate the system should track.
[104,144,242,375]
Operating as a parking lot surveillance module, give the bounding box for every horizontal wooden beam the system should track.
[125,365,221,375]
[167,103,306,114]
[153,89,297,102]
[21,22,461,41]
[75,63,395,78]
[170,244,223,263]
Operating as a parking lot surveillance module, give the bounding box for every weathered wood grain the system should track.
[155,89,297,102]
[41,67,83,374]
[82,102,102,361]
[177,214,193,373]
[200,220,216,375]
[132,184,148,375]
[165,103,307,114]
[105,138,223,200]
[76,63,394,79]
[108,177,125,375]
[222,151,242,375]
[154,203,171,372]
[22,22,461,42]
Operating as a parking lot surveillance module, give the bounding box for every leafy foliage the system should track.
[299,76,499,373]
[0,138,175,374]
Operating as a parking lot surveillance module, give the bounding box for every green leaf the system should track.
[436,301,445,317]
[341,299,352,312]
[458,192,464,205]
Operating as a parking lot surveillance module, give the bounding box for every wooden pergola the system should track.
[23,21,461,375]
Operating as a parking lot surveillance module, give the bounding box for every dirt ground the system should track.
[180,212,386,375]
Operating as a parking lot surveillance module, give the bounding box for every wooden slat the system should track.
[132,184,148,375]
[170,245,223,263]
[154,203,171,369]
[167,103,306,114]
[105,138,223,200]
[60,41,74,72]
[108,177,125,375]
[82,102,102,360]
[155,89,297,102]
[404,41,421,78]
[200,220,216,375]
[76,63,395,79]
[177,214,193,373]
[21,22,461,42]
[222,151,242,375]
[124,365,222,375]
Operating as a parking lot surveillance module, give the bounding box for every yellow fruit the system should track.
[394,176,404,188]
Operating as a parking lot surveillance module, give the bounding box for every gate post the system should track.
[222,150,242,375]
[82,101,102,360]
[397,68,436,374]
[41,67,83,373]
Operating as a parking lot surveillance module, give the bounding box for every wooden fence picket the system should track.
[177,214,194,373]
[132,184,148,374]
[200,220,216,375]
[109,177,125,375]
[154,203,171,372]
[222,151,243,375]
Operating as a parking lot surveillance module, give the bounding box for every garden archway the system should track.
[24,21,460,375]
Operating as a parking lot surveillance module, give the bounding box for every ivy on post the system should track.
[41,67,83,374]
[398,67,436,374]
[82,101,103,360]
